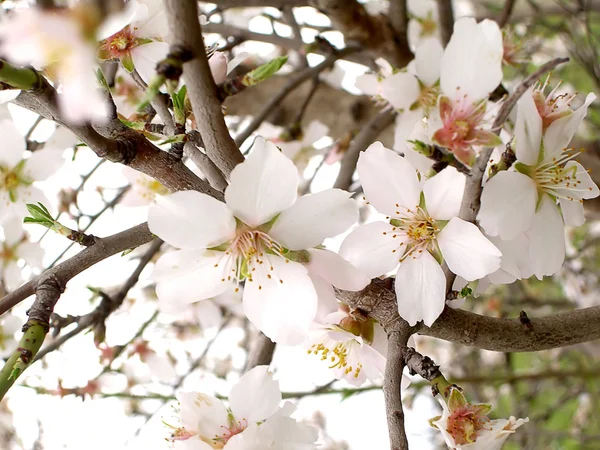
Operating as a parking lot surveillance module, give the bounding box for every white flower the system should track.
[98,0,170,82]
[340,143,501,326]
[0,216,44,291]
[120,166,169,207]
[278,121,330,177]
[478,88,598,278]
[407,0,441,50]
[431,18,504,166]
[0,313,21,359]
[431,387,528,450]
[208,51,249,84]
[170,366,318,449]
[355,58,395,100]
[149,138,366,344]
[0,120,64,221]
[0,7,109,123]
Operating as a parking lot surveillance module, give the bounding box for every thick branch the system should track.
[165,0,243,177]
[245,332,276,371]
[384,331,409,450]
[436,0,454,47]
[334,108,395,189]
[337,279,600,352]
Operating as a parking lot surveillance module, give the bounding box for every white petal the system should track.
[357,142,421,216]
[243,256,317,345]
[174,438,213,450]
[176,392,228,437]
[559,197,585,226]
[131,41,170,83]
[310,274,340,323]
[423,166,465,220]
[415,38,443,86]
[527,195,565,279]
[17,242,44,269]
[148,191,236,250]
[355,74,379,96]
[2,215,24,246]
[514,88,542,165]
[544,93,596,160]
[440,18,503,100]
[394,108,426,150]
[226,51,249,75]
[225,138,298,227]
[23,148,64,181]
[153,250,229,304]
[477,171,538,240]
[97,0,145,40]
[555,161,599,200]
[3,261,22,291]
[339,222,402,279]
[193,300,223,330]
[380,72,420,110]
[209,51,228,84]
[303,120,329,145]
[437,217,502,281]
[135,0,170,38]
[0,120,25,169]
[395,252,445,326]
[229,366,281,424]
[269,189,357,250]
[306,248,370,291]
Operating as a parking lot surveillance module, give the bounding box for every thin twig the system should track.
[498,0,518,28]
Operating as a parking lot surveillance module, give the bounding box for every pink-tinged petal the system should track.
[355,74,379,96]
[225,138,298,227]
[230,366,281,424]
[423,167,465,220]
[131,41,170,83]
[243,255,317,345]
[559,197,585,226]
[306,248,370,291]
[527,195,565,279]
[477,171,538,240]
[153,249,229,304]
[395,252,445,326]
[269,189,357,250]
[441,18,503,100]
[149,191,236,250]
[437,217,501,281]
[176,392,228,437]
[514,88,542,165]
[544,93,596,160]
[23,148,64,181]
[339,221,403,279]
[0,120,25,169]
[415,38,443,86]
[471,129,503,147]
[209,51,228,84]
[438,95,453,122]
[380,72,420,110]
[357,142,421,215]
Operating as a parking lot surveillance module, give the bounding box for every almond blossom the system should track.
[0,216,44,291]
[277,120,330,177]
[431,17,504,166]
[478,87,598,277]
[149,137,366,345]
[340,143,501,326]
[0,120,64,221]
[120,166,169,207]
[0,6,109,123]
[98,0,170,82]
[169,366,318,449]
[407,0,441,50]
[431,386,528,449]
[208,51,249,84]
[0,313,21,359]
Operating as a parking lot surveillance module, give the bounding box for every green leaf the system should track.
[121,52,135,73]
[241,56,288,87]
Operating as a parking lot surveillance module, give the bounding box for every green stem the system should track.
[0,59,44,91]
[0,321,47,400]
[431,374,453,400]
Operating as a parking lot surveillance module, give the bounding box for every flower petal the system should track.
[544,93,596,160]
[131,41,170,83]
[559,197,585,227]
[415,38,443,86]
[269,189,357,250]
[243,255,317,345]
[357,142,421,216]
[437,217,502,281]
[478,171,538,240]
[380,72,420,110]
[229,366,282,424]
[355,74,379,96]
[554,161,599,200]
[527,195,565,279]
[153,249,229,304]
[514,88,542,165]
[0,120,25,169]
[306,248,370,291]
[225,138,298,227]
[423,166,465,220]
[339,221,402,279]
[23,148,64,181]
[148,191,236,250]
[395,252,445,326]
[176,392,228,437]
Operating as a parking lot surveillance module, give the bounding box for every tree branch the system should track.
[436,0,454,47]
[245,332,276,371]
[384,330,409,450]
[497,0,518,28]
[164,0,244,177]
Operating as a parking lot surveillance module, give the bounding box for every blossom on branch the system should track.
[168,365,318,449]
[0,216,43,291]
[340,143,501,326]
[149,138,366,344]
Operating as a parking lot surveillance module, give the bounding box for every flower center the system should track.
[99,27,136,59]
[389,205,439,260]
[214,229,288,292]
[446,404,491,445]
[214,416,249,446]
[418,13,438,37]
[307,334,363,379]
[532,80,575,130]
[416,84,440,113]
[0,162,31,202]
[0,243,16,263]
[529,149,592,201]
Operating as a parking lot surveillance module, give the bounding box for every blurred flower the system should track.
[0,313,21,359]
[0,216,44,290]
[120,166,168,207]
